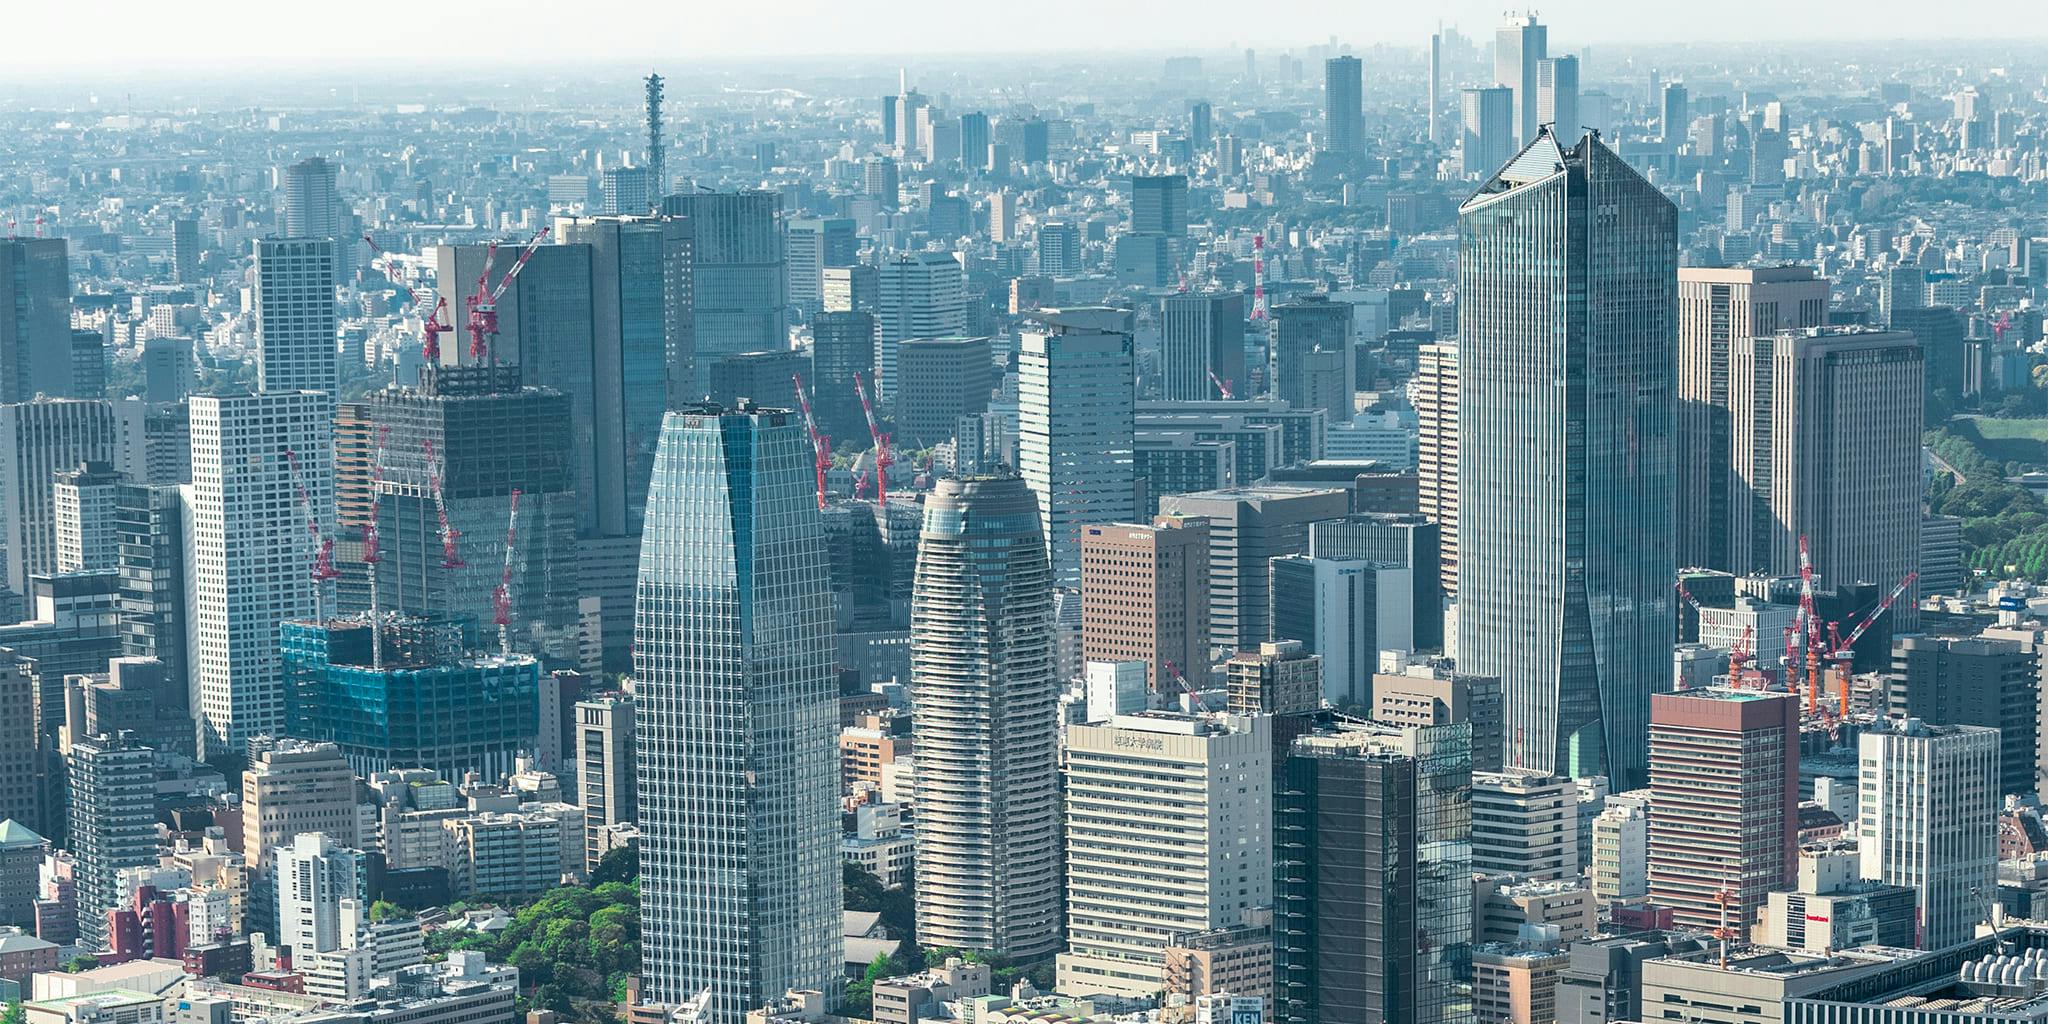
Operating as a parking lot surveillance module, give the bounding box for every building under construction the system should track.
[282,613,541,782]
[362,368,581,664]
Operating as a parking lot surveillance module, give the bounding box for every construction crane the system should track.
[1827,571,1917,717]
[421,439,466,569]
[362,426,391,668]
[853,371,893,506]
[1207,368,1235,400]
[1994,313,2013,345]
[282,448,341,621]
[792,373,831,509]
[1727,625,1756,687]
[361,234,452,362]
[465,226,551,365]
[491,489,524,656]
[1162,659,1212,713]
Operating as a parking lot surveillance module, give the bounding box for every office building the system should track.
[786,218,856,315]
[1057,713,1270,998]
[599,166,652,216]
[550,215,695,528]
[1645,689,1799,938]
[113,484,187,688]
[1675,268,1829,571]
[895,336,992,447]
[1159,292,1246,402]
[189,391,332,754]
[0,398,119,595]
[1276,722,1473,1024]
[1495,14,1547,145]
[1536,56,1580,141]
[1020,309,1138,588]
[1414,342,1458,599]
[1859,719,1998,949]
[1079,518,1209,693]
[242,740,358,883]
[863,156,900,209]
[1268,296,1353,422]
[1309,513,1444,652]
[1268,555,1377,707]
[142,338,195,406]
[1888,636,2035,798]
[823,264,877,315]
[575,696,635,873]
[659,192,786,386]
[1036,221,1082,277]
[706,350,805,412]
[1458,130,1676,790]
[1461,87,1514,178]
[1662,83,1689,144]
[253,237,339,395]
[960,111,992,168]
[281,156,340,240]
[810,311,878,443]
[66,734,156,953]
[1225,640,1322,718]
[1157,486,1350,653]
[1131,174,1189,237]
[1471,770,1579,882]
[1726,329,1922,624]
[1372,660,1506,772]
[910,475,1061,958]
[875,251,966,403]
[635,404,840,1020]
[1590,796,1650,904]
[0,239,71,405]
[1324,57,1364,154]
[0,659,38,835]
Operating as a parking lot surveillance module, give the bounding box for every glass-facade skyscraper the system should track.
[910,474,1062,958]
[1456,130,1676,791]
[634,403,841,1023]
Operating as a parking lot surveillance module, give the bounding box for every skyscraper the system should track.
[1661,83,1689,144]
[875,251,967,403]
[1414,343,1459,600]
[810,311,877,443]
[1536,56,1580,138]
[1428,31,1444,145]
[1460,87,1514,178]
[254,237,339,396]
[1158,291,1245,402]
[910,474,1062,958]
[1323,56,1363,155]
[635,403,840,1021]
[1457,130,1677,790]
[281,157,340,241]
[1726,329,1922,624]
[66,733,157,953]
[1495,14,1547,146]
[1645,689,1798,939]
[1269,295,1353,423]
[1079,517,1210,693]
[0,398,118,595]
[785,218,856,315]
[960,112,992,169]
[1858,719,1998,949]
[1889,636,2037,797]
[659,191,786,389]
[1276,722,1472,1024]
[1675,268,1829,571]
[188,390,334,755]
[1020,309,1137,588]
[1190,100,1214,150]
[1157,485,1351,654]
[0,238,72,403]
[1130,175,1189,236]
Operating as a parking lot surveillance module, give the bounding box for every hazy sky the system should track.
[12,0,2048,73]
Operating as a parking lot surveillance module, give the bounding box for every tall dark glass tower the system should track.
[635,403,841,1022]
[1456,130,1677,790]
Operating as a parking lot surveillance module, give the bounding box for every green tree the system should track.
[589,844,638,886]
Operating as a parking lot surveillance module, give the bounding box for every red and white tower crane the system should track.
[282,447,341,621]
[792,373,832,509]
[361,234,452,363]
[1250,233,1269,320]
[853,372,894,506]
[491,489,523,655]
[465,226,550,365]
[1826,571,1917,717]
[421,439,466,569]
[1207,368,1235,400]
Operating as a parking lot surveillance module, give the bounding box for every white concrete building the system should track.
[1057,712,1270,999]
[1858,718,1998,949]
[1472,770,1579,882]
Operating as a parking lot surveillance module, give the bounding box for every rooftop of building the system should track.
[0,818,45,847]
